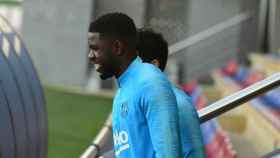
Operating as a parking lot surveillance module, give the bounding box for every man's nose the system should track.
[88,50,95,60]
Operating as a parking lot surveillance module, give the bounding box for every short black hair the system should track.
[89,12,137,51]
[137,28,168,71]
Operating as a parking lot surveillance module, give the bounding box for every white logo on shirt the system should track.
[113,131,130,156]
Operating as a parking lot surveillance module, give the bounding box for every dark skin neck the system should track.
[115,52,137,78]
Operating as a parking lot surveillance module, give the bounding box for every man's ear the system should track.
[112,40,124,56]
[151,59,160,68]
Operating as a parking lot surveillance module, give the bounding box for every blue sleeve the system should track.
[177,96,205,158]
[140,81,182,158]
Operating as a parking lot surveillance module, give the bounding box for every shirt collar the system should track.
[117,57,142,88]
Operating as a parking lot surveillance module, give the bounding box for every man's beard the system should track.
[99,72,114,80]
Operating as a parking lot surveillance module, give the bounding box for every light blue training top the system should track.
[172,86,205,158]
[112,57,182,158]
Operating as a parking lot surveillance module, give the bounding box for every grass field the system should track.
[44,87,113,158]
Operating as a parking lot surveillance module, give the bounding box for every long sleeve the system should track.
[177,96,204,158]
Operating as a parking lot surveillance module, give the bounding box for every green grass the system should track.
[0,0,21,6]
[44,87,112,158]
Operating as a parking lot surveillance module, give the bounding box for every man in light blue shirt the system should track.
[88,12,182,158]
[137,28,205,158]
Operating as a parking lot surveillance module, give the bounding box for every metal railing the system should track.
[80,114,112,158]
[199,72,280,123]
[81,72,280,158]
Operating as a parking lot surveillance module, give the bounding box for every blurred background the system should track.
[1,0,279,157]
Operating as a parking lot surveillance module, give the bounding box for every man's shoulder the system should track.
[139,62,163,75]
[172,86,193,105]
[138,63,169,84]
[172,86,189,98]
[129,61,174,97]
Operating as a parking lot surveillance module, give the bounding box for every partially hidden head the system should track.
[137,28,168,71]
[88,12,137,79]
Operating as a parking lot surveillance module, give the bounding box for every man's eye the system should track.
[90,46,99,51]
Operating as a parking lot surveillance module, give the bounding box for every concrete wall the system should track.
[94,0,146,27]
[147,0,260,83]
[268,0,280,52]
[21,0,263,89]
[22,0,93,87]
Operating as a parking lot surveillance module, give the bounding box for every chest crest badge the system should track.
[121,102,128,118]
